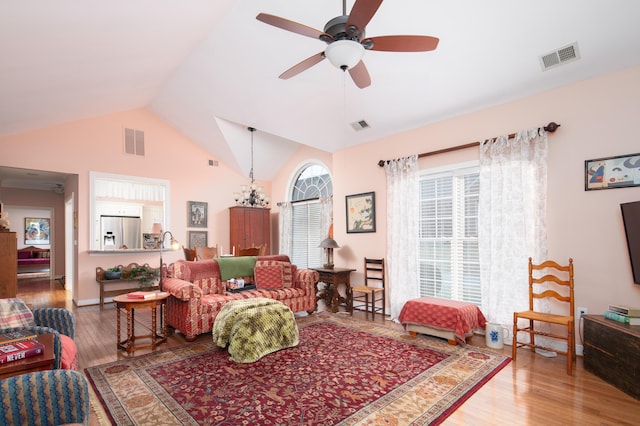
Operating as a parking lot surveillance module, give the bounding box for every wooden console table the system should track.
[583,314,640,399]
[313,267,356,313]
[95,263,160,309]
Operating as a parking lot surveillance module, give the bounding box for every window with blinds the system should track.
[289,164,332,269]
[291,201,322,269]
[419,164,480,305]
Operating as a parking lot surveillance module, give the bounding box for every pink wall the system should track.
[272,66,640,322]
[0,108,262,305]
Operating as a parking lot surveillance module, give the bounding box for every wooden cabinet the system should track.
[229,206,271,255]
[0,232,18,298]
[583,314,640,399]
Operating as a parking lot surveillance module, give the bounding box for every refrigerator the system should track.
[100,215,142,249]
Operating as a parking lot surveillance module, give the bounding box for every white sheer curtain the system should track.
[479,128,549,327]
[385,155,420,320]
[319,196,333,237]
[278,202,292,256]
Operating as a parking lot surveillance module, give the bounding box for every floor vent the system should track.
[124,128,145,156]
[351,119,370,131]
[539,42,580,71]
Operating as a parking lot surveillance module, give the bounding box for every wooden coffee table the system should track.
[114,292,169,353]
[0,333,55,379]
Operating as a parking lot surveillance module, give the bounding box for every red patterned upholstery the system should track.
[163,255,319,341]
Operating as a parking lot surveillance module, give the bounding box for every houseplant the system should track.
[129,265,160,289]
[104,266,122,280]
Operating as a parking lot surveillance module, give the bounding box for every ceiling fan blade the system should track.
[279,52,326,80]
[346,0,383,34]
[363,35,439,52]
[256,13,325,40]
[348,61,371,89]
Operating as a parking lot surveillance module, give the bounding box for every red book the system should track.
[127,291,156,299]
[0,339,45,364]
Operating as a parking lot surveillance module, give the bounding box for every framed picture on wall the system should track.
[187,201,208,228]
[25,217,50,244]
[346,192,376,233]
[188,230,208,248]
[585,152,640,190]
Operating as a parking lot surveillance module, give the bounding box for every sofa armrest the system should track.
[162,277,202,301]
[294,269,319,293]
[33,308,75,339]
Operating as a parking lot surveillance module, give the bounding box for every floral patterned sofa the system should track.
[163,255,319,341]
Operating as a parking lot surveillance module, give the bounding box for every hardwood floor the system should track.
[17,278,639,426]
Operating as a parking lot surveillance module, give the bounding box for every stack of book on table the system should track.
[0,331,45,364]
[604,304,640,325]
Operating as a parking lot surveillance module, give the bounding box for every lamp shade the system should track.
[320,237,340,249]
[325,40,365,70]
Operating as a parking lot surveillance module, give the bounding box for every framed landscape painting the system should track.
[346,192,376,233]
[25,217,50,244]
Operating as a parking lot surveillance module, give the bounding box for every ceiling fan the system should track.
[256,0,439,88]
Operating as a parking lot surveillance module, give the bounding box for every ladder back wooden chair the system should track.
[350,258,385,321]
[182,245,198,261]
[236,244,266,257]
[512,257,575,374]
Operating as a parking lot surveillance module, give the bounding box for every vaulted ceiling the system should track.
[2,1,640,184]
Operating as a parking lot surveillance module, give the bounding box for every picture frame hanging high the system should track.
[585,152,640,191]
[346,192,376,233]
[187,201,208,227]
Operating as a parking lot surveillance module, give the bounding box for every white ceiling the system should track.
[1,1,640,183]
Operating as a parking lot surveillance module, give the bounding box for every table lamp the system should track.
[319,237,339,269]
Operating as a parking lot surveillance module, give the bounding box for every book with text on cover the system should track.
[127,291,156,299]
[0,331,37,346]
[0,339,45,364]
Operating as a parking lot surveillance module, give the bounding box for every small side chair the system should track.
[350,258,386,321]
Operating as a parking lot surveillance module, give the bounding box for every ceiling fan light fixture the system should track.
[325,40,364,70]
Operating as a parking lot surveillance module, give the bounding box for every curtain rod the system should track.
[377,121,561,167]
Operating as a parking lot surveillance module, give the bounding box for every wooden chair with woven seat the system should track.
[182,245,198,261]
[512,257,575,375]
[196,245,219,260]
[350,258,385,321]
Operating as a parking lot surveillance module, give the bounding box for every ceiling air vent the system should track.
[124,128,145,156]
[539,42,580,71]
[350,119,370,131]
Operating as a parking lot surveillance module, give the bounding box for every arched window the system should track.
[288,164,332,268]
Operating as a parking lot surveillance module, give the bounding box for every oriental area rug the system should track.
[85,313,510,425]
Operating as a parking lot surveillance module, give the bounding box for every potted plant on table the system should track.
[104,266,122,280]
[129,266,160,289]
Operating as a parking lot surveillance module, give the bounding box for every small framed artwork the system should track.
[585,153,640,191]
[346,192,376,233]
[24,217,50,245]
[143,233,162,249]
[188,201,208,227]
[188,230,208,248]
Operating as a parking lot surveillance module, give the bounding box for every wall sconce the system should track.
[319,237,340,269]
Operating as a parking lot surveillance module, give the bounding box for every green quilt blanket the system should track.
[216,256,257,281]
[212,298,299,363]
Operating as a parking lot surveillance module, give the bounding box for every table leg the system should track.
[151,306,157,349]
[116,304,121,350]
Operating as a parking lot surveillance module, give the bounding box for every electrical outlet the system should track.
[577,307,588,319]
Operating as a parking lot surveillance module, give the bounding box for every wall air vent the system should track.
[539,42,580,71]
[350,119,370,131]
[124,128,145,156]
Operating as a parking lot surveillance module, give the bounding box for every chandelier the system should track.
[234,127,270,208]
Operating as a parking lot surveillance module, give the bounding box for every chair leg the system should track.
[528,319,535,352]
[567,321,574,375]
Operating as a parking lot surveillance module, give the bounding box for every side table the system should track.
[312,267,356,313]
[0,333,55,380]
[114,292,169,353]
